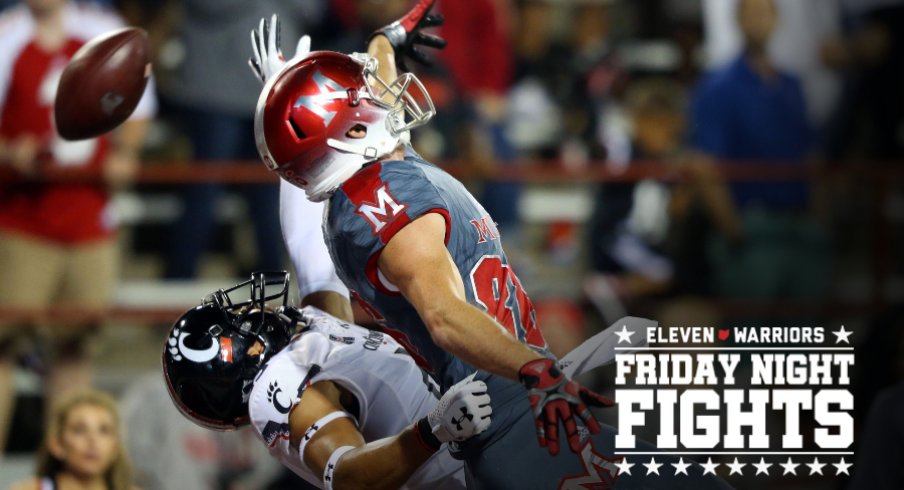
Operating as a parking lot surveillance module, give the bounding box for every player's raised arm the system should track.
[366,0,445,104]
[366,35,399,89]
[250,17,356,322]
[367,0,445,77]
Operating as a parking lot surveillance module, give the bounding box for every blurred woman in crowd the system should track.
[9,389,137,490]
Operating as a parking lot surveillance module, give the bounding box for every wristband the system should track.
[298,411,352,460]
[322,445,355,490]
[370,22,406,49]
[414,417,442,452]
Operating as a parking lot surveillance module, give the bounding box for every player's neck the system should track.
[386,146,405,161]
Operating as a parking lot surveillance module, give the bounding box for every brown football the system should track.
[54,27,151,141]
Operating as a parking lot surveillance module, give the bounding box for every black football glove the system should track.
[369,0,447,71]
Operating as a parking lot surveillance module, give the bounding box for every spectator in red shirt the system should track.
[0,0,155,454]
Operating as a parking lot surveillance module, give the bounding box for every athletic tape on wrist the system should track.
[414,417,442,452]
[322,445,355,490]
[298,411,352,460]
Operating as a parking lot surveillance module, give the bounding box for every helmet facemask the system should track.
[206,271,291,334]
[352,53,435,136]
[207,271,295,380]
[318,54,435,198]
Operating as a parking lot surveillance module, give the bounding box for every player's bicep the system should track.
[378,212,466,320]
[291,381,365,475]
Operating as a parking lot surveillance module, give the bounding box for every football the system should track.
[54,27,151,141]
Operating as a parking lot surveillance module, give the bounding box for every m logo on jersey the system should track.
[355,184,408,234]
[293,70,345,126]
[470,216,499,243]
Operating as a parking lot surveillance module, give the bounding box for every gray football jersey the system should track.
[324,149,547,390]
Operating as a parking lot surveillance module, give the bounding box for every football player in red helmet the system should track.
[163,7,496,490]
[253,42,435,201]
[254,1,729,488]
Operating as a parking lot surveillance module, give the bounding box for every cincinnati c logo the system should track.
[267,381,292,414]
[168,327,220,363]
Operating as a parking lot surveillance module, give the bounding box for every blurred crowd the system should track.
[1,0,903,489]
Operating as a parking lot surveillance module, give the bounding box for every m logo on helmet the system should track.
[355,184,407,234]
[168,326,221,363]
[293,70,345,126]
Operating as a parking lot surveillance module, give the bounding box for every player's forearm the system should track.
[367,35,398,96]
[424,299,542,380]
[331,425,435,490]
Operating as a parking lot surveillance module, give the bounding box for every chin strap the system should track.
[326,138,381,159]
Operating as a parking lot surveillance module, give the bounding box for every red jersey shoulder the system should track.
[354,184,408,235]
[341,162,416,241]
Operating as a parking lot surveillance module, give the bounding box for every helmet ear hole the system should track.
[346,124,367,138]
[289,118,307,141]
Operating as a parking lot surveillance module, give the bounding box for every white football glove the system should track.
[426,373,492,443]
[249,14,312,84]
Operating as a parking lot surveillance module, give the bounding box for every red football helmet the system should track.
[254,51,434,201]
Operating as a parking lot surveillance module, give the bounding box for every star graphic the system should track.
[780,457,799,475]
[643,457,663,476]
[726,457,746,475]
[806,457,826,475]
[752,457,772,476]
[700,457,719,476]
[672,457,691,476]
[833,325,853,344]
[615,324,635,344]
[833,458,852,476]
[614,458,634,476]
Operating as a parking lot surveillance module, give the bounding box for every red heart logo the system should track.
[718,329,730,341]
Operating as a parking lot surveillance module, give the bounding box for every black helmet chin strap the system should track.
[276,305,305,333]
